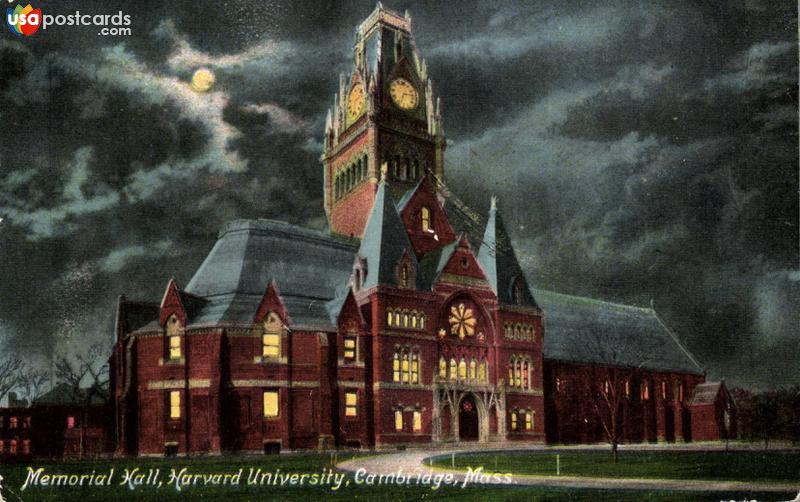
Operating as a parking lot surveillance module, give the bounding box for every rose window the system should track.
[449,303,477,340]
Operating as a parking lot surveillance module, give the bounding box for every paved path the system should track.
[337,444,800,495]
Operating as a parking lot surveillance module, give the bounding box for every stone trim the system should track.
[146,379,210,390]
[230,380,319,389]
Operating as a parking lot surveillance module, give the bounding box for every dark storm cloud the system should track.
[0,0,796,389]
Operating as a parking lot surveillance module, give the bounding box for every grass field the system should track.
[430,449,800,483]
[0,452,793,501]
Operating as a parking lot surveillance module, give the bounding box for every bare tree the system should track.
[18,368,51,407]
[0,356,24,406]
[54,343,109,457]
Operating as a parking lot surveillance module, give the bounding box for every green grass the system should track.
[431,450,800,483]
[0,453,793,501]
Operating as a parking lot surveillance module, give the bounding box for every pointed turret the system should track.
[357,177,418,290]
[477,197,537,307]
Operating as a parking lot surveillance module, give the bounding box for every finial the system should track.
[490,196,497,210]
[380,161,388,180]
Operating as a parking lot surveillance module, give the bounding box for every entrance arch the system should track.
[459,394,479,441]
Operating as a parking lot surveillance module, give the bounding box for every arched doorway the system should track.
[459,394,479,441]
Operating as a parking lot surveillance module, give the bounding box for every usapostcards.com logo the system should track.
[6,4,132,37]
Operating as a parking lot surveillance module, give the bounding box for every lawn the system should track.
[0,452,792,501]
[430,449,800,483]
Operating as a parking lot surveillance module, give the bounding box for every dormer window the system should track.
[400,264,409,288]
[420,206,431,233]
[166,314,182,360]
[262,312,282,359]
[513,276,525,305]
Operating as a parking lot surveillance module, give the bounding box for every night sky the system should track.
[0,0,797,390]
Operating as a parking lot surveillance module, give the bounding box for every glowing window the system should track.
[392,353,400,382]
[263,391,279,418]
[169,391,181,419]
[387,309,394,326]
[22,439,30,454]
[401,352,410,383]
[421,206,431,232]
[522,360,529,389]
[525,412,533,431]
[400,265,409,288]
[413,410,422,432]
[394,410,404,432]
[478,360,487,382]
[403,311,409,327]
[9,416,17,429]
[625,380,631,399]
[67,416,75,429]
[439,357,447,379]
[458,358,467,381]
[661,381,667,400]
[411,353,419,384]
[262,333,280,358]
[642,382,650,401]
[345,391,358,417]
[508,363,514,384]
[419,315,426,330]
[514,360,522,388]
[678,382,685,402]
[166,314,182,360]
[411,313,417,328]
[469,358,477,381]
[511,411,517,431]
[343,336,356,362]
[449,359,457,381]
[395,311,401,326]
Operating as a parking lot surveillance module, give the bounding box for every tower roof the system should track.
[358,179,418,289]
[477,198,537,307]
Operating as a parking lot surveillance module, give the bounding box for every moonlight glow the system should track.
[191,68,215,92]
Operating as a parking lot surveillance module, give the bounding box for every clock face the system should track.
[347,83,365,121]
[389,78,419,110]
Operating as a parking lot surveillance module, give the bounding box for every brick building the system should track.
[109,4,723,456]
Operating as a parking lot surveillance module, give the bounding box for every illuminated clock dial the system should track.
[347,83,365,121]
[389,78,419,110]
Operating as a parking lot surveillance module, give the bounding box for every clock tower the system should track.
[322,4,445,238]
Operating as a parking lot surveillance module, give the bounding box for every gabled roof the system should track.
[690,381,725,405]
[358,179,419,289]
[477,200,537,307]
[417,240,457,288]
[537,288,704,375]
[34,383,108,407]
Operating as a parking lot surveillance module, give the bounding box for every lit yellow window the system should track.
[343,336,356,361]
[449,359,457,381]
[166,314,182,359]
[169,335,181,360]
[419,315,425,330]
[394,410,404,432]
[395,311,401,326]
[478,360,487,382]
[523,361,529,389]
[511,411,517,431]
[403,312,409,327]
[625,380,631,399]
[525,412,533,431]
[421,206,431,232]
[469,358,477,381]
[439,357,447,379]
[263,391,279,418]
[392,353,400,382]
[411,313,417,328]
[387,309,393,326]
[169,391,181,419]
[413,410,422,432]
[458,358,467,381]
[262,333,280,358]
[508,363,514,384]
[514,361,522,388]
[411,353,419,384]
[345,391,358,417]
[401,353,410,383]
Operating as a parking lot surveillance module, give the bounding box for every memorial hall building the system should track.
[109,5,733,457]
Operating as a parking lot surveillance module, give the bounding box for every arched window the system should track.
[478,359,487,382]
[411,353,419,384]
[419,314,426,330]
[510,410,518,431]
[522,360,529,389]
[458,358,467,381]
[402,310,409,327]
[400,158,408,179]
[262,312,282,359]
[439,357,447,379]
[411,311,417,328]
[392,353,400,382]
[514,360,522,388]
[421,206,431,232]
[514,277,525,305]
[469,358,477,381]
[166,314,182,360]
[394,311,401,327]
[401,351,410,383]
[387,309,393,327]
[525,411,533,431]
[508,360,514,384]
[400,265,409,288]
[449,358,457,381]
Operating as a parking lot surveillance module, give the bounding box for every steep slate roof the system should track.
[535,289,704,374]
[183,219,357,328]
[417,240,457,289]
[690,382,723,405]
[477,201,537,307]
[357,179,419,289]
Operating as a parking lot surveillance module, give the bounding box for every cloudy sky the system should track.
[0,0,796,389]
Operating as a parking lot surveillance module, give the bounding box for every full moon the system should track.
[191,68,215,93]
